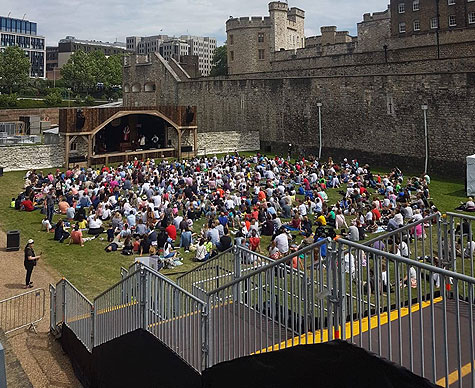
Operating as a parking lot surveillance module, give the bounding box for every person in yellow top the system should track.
[316,212,327,226]
[77,218,87,230]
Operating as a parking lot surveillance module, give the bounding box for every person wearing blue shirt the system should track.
[218,212,228,227]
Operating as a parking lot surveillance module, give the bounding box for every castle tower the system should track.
[269,1,289,52]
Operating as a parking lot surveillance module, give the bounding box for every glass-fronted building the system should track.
[0,16,46,78]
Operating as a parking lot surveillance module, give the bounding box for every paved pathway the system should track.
[0,229,80,388]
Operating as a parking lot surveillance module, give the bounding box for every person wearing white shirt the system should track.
[274,231,289,254]
[393,211,404,226]
[298,202,307,217]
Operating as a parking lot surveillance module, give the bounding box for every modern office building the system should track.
[0,16,46,78]
[126,34,217,76]
[160,38,190,62]
[179,35,217,76]
[57,36,129,68]
[127,35,168,55]
[46,46,59,81]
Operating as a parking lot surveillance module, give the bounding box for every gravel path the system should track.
[0,229,81,388]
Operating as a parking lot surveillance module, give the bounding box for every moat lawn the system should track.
[0,163,468,300]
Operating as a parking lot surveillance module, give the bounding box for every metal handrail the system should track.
[207,239,328,297]
[363,213,439,247]
[176,247,234,282]
[56,278,93,305]
[446,211,475,221]
[340,238,475,284]
[96,265,206,305]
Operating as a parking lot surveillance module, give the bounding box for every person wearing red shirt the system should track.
[165,222,177,241]
[21,198,36,212]
[249,230,261,253]
[258,190,266,202]
[371,206,381,221]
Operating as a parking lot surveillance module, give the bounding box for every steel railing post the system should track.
[0,342,6,388]
[201,302,210,370]
[338,242,346,341]
[49,284,56,333]
[234,247,242,303]
[90,305,95,351]
[327,240,337,340]
[62,279,66,324]
[140,268,148,330]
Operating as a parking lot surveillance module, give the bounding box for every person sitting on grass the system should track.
[121,236,134,256]
[216,228,232,252]
[163,237,178,260]
[21,197,38,212]
[139,234,151,256]
[88,214,104,235]
[249,229,261,253]
[195,238,209,262]
[69,224,84,247]
[53,219,70,243]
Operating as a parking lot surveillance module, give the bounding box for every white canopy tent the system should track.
[467,155,475,196]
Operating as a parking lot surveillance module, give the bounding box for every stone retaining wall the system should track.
[0,144,64,172]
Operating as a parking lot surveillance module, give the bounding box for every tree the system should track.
[61,50,123,95]
[0,46,31,94]
[209,45,228,77]
[61,50,96,93]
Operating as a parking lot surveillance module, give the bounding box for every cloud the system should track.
[1,0,389,46]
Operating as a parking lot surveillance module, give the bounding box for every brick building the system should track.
[391,0,475,36]
[226,1,305,74]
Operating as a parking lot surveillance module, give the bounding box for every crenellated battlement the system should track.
[268,1,288,12]
[289,7,305,18]
[226,16,271,30]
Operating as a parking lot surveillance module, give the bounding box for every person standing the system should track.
[24,239,40,289]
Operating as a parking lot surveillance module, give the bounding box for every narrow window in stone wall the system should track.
[230,51,234,61]
[413,0,420,11]
[70,141,77,151]
[258,49,265,60]
[399,22,406,33]
[449,15,457,26]
[229,35,234,45]
[414,20,421,31]
[387,95,395,116]
[258,32,264,43]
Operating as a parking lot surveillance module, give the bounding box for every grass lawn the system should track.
[0,158,469,300]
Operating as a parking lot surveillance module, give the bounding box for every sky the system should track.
[2,0,389,46]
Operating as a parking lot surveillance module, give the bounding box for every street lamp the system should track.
[421,104,429,174]
[67,88,71,108]
[317,102,322,160]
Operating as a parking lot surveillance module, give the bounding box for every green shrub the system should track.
[84,95,95,105]
[0,93,18,108]
[44,90,63,106]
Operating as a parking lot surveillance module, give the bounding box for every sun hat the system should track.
[28,239,34,244]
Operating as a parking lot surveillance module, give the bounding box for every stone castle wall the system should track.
[124,53,475,176]
[0,143,65,172]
